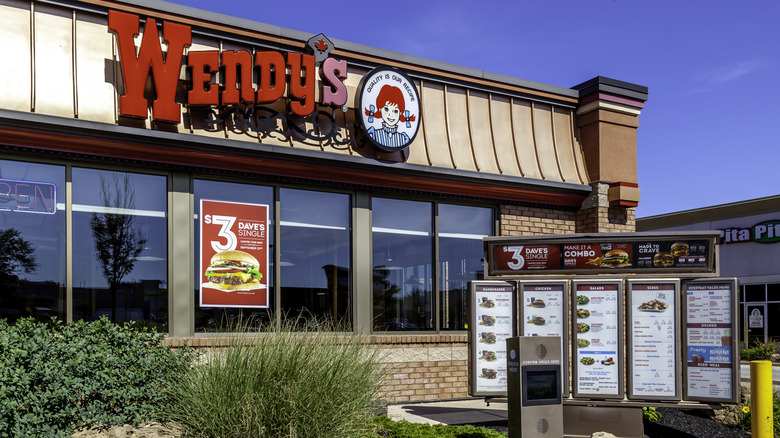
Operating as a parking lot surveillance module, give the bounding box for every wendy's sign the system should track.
[108,10,348,123]
[357,67,421,152]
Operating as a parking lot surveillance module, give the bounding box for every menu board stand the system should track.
[627,279,681,401]
[683,278,739,404]
[571,279,624,400]
[468,281,517,397]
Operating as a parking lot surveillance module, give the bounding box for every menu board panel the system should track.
[628,280,680,400]
[684,280,738,403]
[572,280,623,398]
[485,233,718,276]
[469,281,515,397]
[520,280,568,395]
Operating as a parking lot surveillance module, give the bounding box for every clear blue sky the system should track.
[167,0,780,218]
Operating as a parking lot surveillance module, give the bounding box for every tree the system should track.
[89,174,146,321]
[0,228,37,294]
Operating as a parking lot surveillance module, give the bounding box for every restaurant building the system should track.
[0,0,647,402]
[637,195,780,349]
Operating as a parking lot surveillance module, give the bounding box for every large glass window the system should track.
[372,198,433,331]
[439,204,493,330]
[194,179,274,331]
[72,168,167,329]
[0,159,66,322]
[280,188,351,327]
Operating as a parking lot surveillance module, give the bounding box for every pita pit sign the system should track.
[107,10,348,123]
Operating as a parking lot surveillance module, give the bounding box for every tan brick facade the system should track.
[499,205,577,236]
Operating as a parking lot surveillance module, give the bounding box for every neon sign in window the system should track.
[0,178,56,214]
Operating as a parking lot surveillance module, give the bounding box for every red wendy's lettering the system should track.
[108,10,191,123]
[108,10,349,121]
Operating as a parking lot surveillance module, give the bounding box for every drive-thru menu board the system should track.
[469,281,516,396]
[628,280,680,400]
[684,280,739,403]
[572,280,623,398]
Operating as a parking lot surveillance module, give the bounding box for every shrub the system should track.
[165,318,387,438]
[0,317,194,437]
[738,390,780,436]
[741,339,778,361]
[374,415,506,437]
[642,407,662,422]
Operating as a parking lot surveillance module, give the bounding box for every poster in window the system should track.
[200,200,269,308]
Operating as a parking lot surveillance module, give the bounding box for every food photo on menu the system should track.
[637,299,669,312]
[527,316,546,326]
[527,298,546,308]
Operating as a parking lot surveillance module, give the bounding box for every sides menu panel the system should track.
[572,280,623,399]
[628,279,680,400]
[684,279,739,403]
[469,281,515,397]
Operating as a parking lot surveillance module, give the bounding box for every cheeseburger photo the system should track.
[601,249,630,267]
[204,250,263,291]
[653,252,675,267]
[671,242,689,257]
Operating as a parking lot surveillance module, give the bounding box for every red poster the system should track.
[200,200,269,308]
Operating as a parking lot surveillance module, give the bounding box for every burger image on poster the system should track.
[204,250,264,291]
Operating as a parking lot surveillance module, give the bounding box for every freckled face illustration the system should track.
[381,102,401,127]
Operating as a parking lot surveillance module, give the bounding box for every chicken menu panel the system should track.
[629,281,679,400]
[471,283,515,396]
[521,283,565,337]
[685,282,736,402]
[573,281,622,398]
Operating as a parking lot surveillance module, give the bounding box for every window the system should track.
[194,179,274,331]
[372,198,433,331]
[0,159,65,322]
[438,204,493,330]
[71,168,167,329]
[280,188,351,327]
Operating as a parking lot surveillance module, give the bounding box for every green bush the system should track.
[374,415,506,437]
[165,318,387,438]
[741,339,778,361]
[0,317,194,437]
[642,407,662,422]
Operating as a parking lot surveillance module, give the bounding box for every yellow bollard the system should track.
[750,360,774,438]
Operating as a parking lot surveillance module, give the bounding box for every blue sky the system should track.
[167,0,780,218]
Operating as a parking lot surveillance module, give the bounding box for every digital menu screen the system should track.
[684,281,737,402]
[471,282,515,396]
[629,281,679,400]
[573,281,622,398]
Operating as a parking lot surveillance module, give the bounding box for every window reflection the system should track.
[0,160,65,322]
[280,189,351,328]
[72,168,167,330]
[372,198,433,331]
[194,180,274,331]
[439,204,493,330]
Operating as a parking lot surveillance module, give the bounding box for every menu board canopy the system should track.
[468,281,516,397]
[485,231,719,277]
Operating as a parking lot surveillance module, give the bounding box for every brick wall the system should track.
[576,206,636,233]
[500,205,577,236]
[372,335,469,403]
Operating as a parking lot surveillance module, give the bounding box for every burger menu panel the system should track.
[628,281,679,400]
[684,281,737,402]
[200,200,269,308]
[573,281,623,398]
[471,282,515,396]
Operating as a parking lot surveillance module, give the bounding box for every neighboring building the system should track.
[0,0,646,402]
[637,195,780,348]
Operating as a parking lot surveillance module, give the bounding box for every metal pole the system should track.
[750,360,774,437]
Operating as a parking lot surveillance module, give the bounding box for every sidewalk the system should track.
[387,398,507,426]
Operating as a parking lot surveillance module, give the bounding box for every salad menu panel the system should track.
[573,281,623,398]
[470,282,515,396]
[628,281,679,400]
[684,281,737,402]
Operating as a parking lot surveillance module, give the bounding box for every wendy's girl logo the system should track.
[357,66,421,152]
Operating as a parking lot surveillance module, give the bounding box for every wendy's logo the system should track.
[357,66,421,152]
